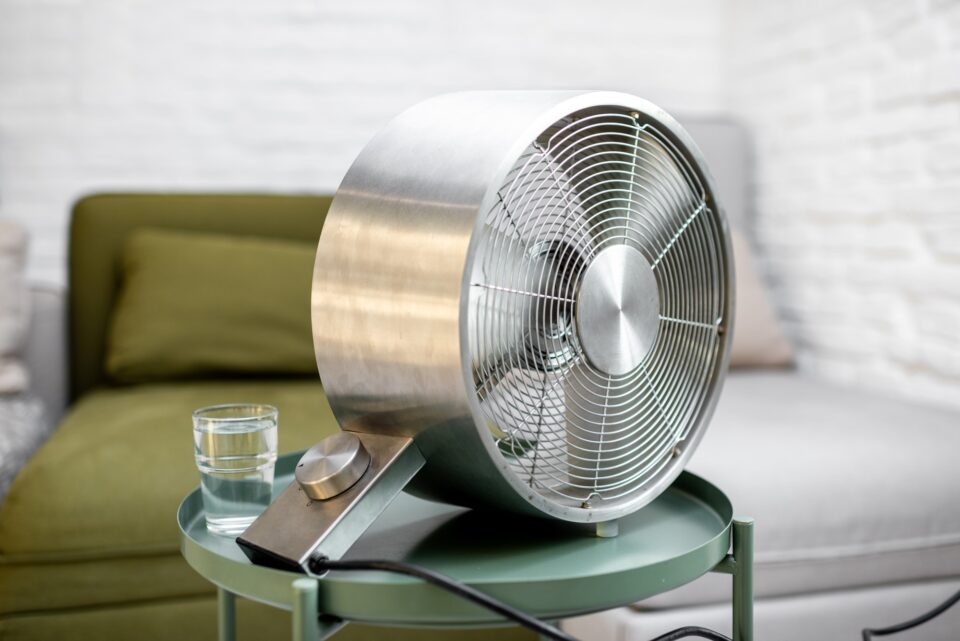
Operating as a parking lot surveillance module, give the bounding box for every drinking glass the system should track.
[192,404,278,535]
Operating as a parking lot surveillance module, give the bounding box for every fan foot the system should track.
[595,519,620,538]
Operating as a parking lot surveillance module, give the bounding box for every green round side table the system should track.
[178,451,754,641]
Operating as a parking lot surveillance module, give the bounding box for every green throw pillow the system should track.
[106,228,317,382]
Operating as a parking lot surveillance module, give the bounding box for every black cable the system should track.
[646,626,731,641]
[310,557,731,641]
[312,557,578,641]
[862,587,960,641]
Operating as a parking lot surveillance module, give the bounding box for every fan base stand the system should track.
[237,432,425,574]
[595,519,619,538]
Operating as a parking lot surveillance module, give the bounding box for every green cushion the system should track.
[0,379,334,613]
[0,597,289,641]
[69,194,331,400]
[106,229,316,383]
[0,595,534,641]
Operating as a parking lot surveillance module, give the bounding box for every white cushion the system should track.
[643,371,960,607]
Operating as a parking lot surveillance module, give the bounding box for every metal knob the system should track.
[295,432,371,500]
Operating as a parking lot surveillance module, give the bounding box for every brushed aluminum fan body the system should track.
[238,91,734,573]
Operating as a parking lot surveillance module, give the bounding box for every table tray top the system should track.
[179,450,732,626]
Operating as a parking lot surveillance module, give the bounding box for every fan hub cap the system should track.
[575,245,660,376]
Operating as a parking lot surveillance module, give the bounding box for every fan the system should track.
[238,91,734,573]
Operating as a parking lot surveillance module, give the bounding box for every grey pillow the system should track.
[729,230,795,368]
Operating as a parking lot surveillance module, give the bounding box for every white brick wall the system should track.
[2,0,959,408]
[0,0,727,285]
[729,0,960,408]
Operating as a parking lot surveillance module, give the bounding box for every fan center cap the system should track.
[575,245,660,376]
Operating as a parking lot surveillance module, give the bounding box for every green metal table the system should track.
[179,451,753,641]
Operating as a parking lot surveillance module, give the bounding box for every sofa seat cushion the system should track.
[642,371,960,608]
[0,379,338,614]
[0,594,535,641]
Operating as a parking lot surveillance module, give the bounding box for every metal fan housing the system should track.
[312,90,734,524]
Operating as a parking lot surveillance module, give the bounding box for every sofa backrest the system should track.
[68,193,332,401]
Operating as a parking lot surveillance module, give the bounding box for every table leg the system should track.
[292,578,346,641]
[540,619,560,641]
[293,578,320,641]
[217,587,236,641]
[732,518,754,641]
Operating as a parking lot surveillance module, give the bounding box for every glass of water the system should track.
[192,404,278,536]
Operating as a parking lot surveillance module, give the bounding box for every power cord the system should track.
[310,557,731,641]
[862,586,960,640]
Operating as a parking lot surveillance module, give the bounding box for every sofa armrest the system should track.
[24,285,68,424]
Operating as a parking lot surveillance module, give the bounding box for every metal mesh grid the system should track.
[468,107,727,509]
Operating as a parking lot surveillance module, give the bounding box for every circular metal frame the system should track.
[459,93,734,522]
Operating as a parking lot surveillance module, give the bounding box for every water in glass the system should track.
[193,404,278,535]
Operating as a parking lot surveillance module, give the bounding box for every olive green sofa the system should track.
[0,194,532,641]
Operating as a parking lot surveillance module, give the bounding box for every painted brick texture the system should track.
[730,0,960,408]
[0,0,726,284]
[1,0,958,408]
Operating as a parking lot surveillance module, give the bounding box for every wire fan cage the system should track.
[468,105,728,511]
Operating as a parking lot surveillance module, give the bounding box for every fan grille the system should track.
[468,106,727,509]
